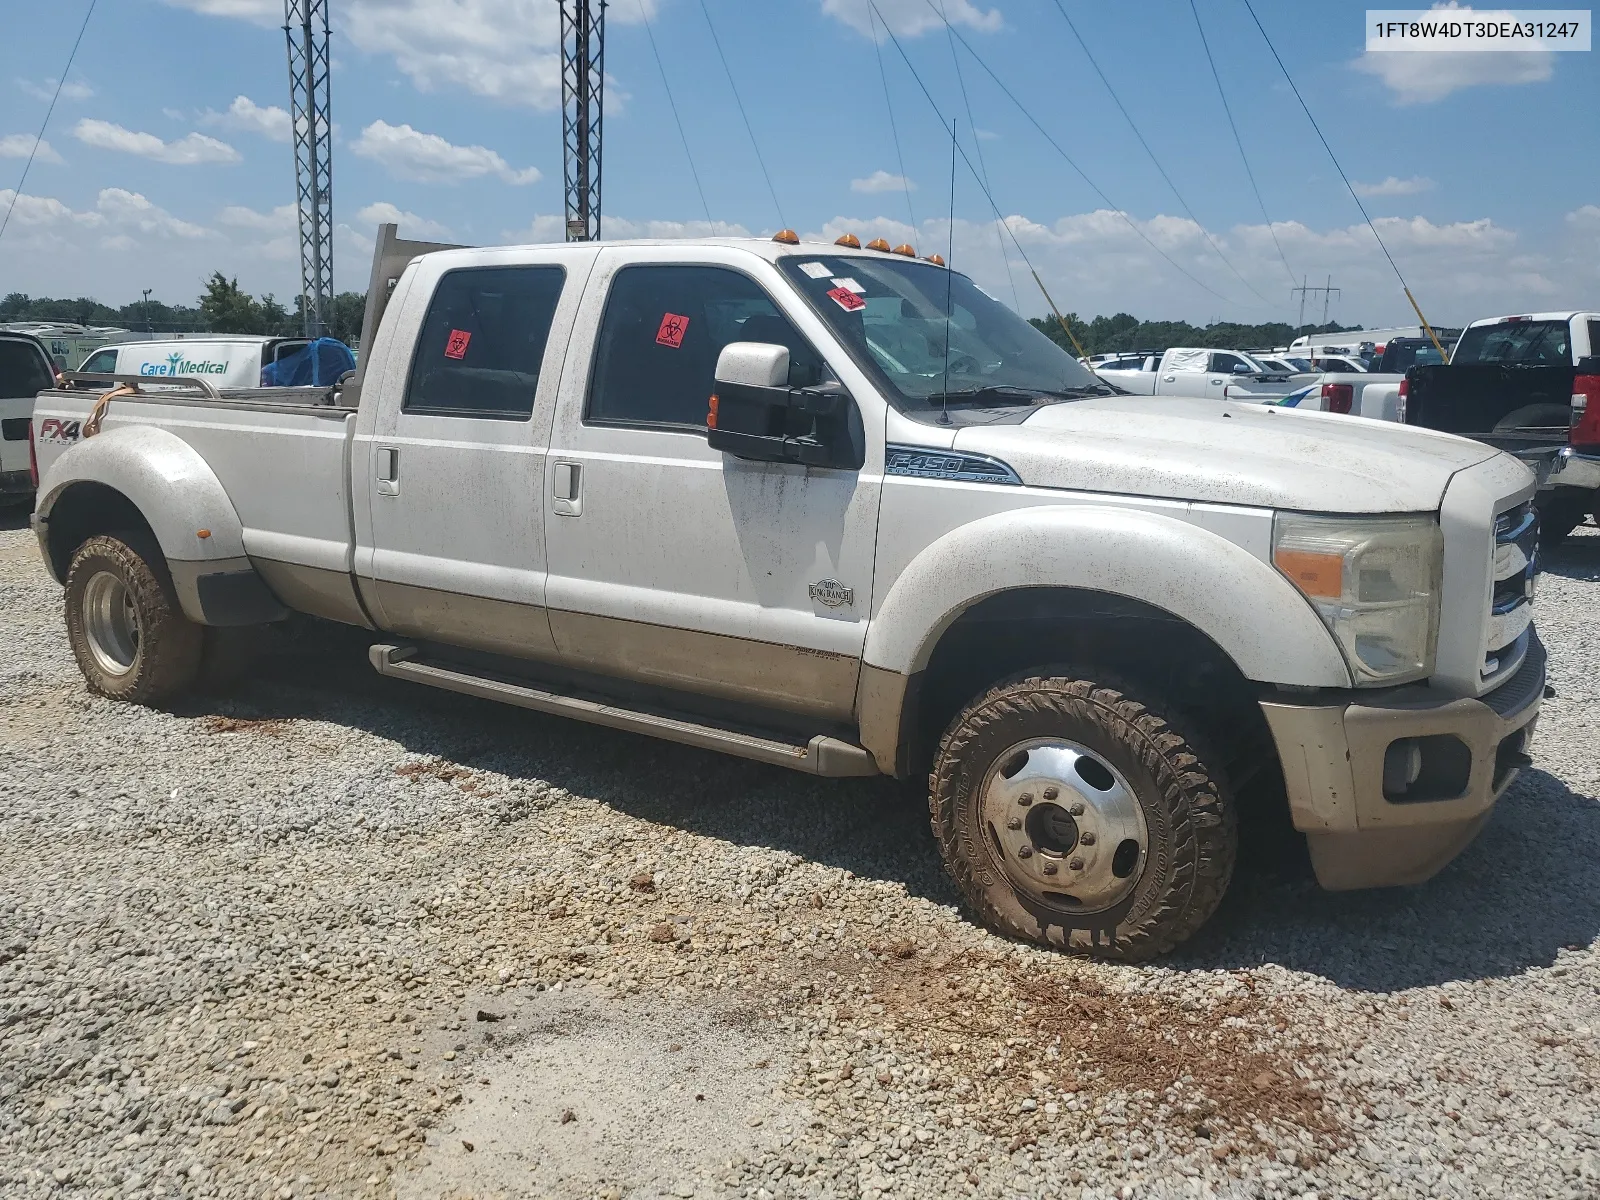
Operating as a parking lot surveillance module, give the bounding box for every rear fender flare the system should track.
[36,425,259,623]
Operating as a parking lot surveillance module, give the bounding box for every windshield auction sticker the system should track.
[1367,8,1590,50]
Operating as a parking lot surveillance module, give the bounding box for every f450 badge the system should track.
[37,418,82,445]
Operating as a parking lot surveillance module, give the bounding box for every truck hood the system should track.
[953,395,1501,513]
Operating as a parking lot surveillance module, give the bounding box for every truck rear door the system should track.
[356,248,595,659]
[539,247,880,722]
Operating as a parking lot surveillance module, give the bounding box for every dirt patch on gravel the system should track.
[827,945,1341,1154]
[394,757,493,794]
[198,714,295,736]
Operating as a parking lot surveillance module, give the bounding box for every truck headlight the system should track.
[1272,513,1443,686]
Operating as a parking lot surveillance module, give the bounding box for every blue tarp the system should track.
[259,338,356,387]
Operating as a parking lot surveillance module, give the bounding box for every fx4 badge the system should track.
[809,579,853,608]
[37,418,82,445]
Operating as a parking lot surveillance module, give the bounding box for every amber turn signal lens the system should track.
[834,233,861,248]
[771,229,799,244]
[892,244,915,257]
[196,529,212,539]
[706,394,719,429]
[1273,549,1343,599]
[866,237,891,252]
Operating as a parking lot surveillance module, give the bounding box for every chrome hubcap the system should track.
[82,570,140,677]
[979,739,1148,912]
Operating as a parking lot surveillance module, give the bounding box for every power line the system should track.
[1045,0,1271,307]
[866,2,918,237]
[637,0,712,226]
[0,0,97,245]
[697,0,785,230]
[913,2,1244,307]
[1239,0,1448,355]
[1187,0,1296,288]
[863,0,1091,355]
[936,0,1019,311]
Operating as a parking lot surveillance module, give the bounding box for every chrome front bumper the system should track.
[1259,634,1545,891]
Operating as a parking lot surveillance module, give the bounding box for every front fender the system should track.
[865,504,1351,688]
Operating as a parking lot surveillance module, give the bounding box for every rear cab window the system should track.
[404,265,567,419]
[1452,319,1572,365]
[0,338,55,398]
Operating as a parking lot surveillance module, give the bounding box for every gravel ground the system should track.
[1,514,1598,1200]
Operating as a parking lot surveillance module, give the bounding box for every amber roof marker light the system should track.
[865,237,892,252]
[834,233,861,248]
[771,229,800,245]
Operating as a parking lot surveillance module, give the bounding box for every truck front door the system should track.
[541,249,881,723]
[357,253,588,660]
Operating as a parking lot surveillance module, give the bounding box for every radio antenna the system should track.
[938,119,958,427]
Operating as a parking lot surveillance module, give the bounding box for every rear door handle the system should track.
[376,447,399,497]
[552,460,581,516]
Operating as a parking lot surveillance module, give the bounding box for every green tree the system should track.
[199,273,265,334]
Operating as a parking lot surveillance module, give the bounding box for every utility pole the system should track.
[285,0,333,336]
[1291,275,1340,329]
[561,0,605,241]
[142,289,153,333]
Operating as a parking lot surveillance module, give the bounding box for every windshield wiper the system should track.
[923,384,1107,407]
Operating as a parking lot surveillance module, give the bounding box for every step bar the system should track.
[368,644,879,778]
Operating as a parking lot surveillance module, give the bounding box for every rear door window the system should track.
[404,265,567,419]
[0,339,55,397]
[1586,320,1600,361]
[1452,320,1571,365]
[81,349,118,373]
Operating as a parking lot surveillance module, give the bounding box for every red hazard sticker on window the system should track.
[656,313,690,348]
[444,329,472,359]
[826,287,866,312]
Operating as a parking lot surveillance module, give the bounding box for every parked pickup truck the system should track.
[1401,312,1600,544]
[29,226,1545,960]
[1093,347,1310,402]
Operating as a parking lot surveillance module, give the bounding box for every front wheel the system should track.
[929,671,1237,961]
[64,533,203,704]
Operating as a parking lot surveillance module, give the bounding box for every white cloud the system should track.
[1354,49,1552,103]
[202,95,292,143]
[0,187,212,243]
[17,77,93,102]
[159,0,279,23]
[217,203,297,233]
[852,170,915,194]
[355,201,454,241]
[72,119,241,165]
[821,0,1002,38]
[0,134,63,164]
[1352,175,1436,198]
[351,120,540,184]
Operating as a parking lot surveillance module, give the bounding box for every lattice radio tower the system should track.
[561,0,605,241]
[285,0,334,336]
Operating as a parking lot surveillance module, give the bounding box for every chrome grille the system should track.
[1484,501,1536,678]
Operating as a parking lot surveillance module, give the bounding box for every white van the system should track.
[78,336,312,389]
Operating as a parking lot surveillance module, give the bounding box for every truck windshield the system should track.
[777,254,1109,416]
[1452,320,1570,365]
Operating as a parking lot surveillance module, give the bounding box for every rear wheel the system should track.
[64,533,202,703]
[929,671,1236,960]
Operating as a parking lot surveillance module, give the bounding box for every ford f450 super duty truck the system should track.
[28,226,1545,960]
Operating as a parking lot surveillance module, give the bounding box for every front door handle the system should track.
[376,447,399,497]
[552,460,582,516]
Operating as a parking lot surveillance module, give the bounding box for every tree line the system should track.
[1029,312,1363,357]
[1,273,367,344]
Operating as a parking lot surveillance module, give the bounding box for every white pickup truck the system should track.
[1094,347,1313,403]
[28,226,1545,960]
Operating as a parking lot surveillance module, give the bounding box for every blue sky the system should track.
[2,0,1596,327]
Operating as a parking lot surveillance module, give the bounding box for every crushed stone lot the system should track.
[1,514,1598,1200]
